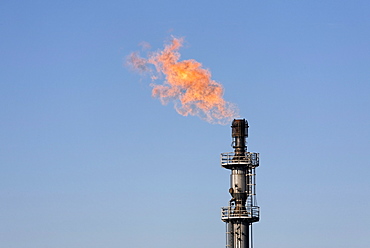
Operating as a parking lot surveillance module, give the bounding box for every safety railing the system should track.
[221,152,259,167]
[221,206,260,221]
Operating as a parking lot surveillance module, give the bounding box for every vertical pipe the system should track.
[227,223,234,248]
[232,221,249,248]
[231,119,248,156]
[222,119,259,248]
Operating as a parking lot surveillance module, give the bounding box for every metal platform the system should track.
[221,206,260,222]
[221,152,259,168]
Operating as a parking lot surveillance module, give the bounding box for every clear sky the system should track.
[1,1,369,248]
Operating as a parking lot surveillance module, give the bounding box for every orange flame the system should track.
[128,37,239,124]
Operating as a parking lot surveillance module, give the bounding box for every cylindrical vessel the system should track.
[230,168,247,210]
[232,119,248,156]
[230,221,249,248]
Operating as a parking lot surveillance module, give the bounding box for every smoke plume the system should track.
[128,37,239,125]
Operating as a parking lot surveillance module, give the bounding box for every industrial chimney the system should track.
[221,119,260,248]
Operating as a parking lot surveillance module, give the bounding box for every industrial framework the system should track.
[221,119,260,248]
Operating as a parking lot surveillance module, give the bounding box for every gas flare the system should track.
[128,37,239,124]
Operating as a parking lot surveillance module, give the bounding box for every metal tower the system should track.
[221,119,260,248]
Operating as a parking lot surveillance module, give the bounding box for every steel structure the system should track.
[221,119,260,248]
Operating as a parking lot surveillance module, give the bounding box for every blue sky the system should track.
[1,1,369,247]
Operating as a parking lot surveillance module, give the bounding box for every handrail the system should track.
[221,152,259,167]
[221,206,260,220]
